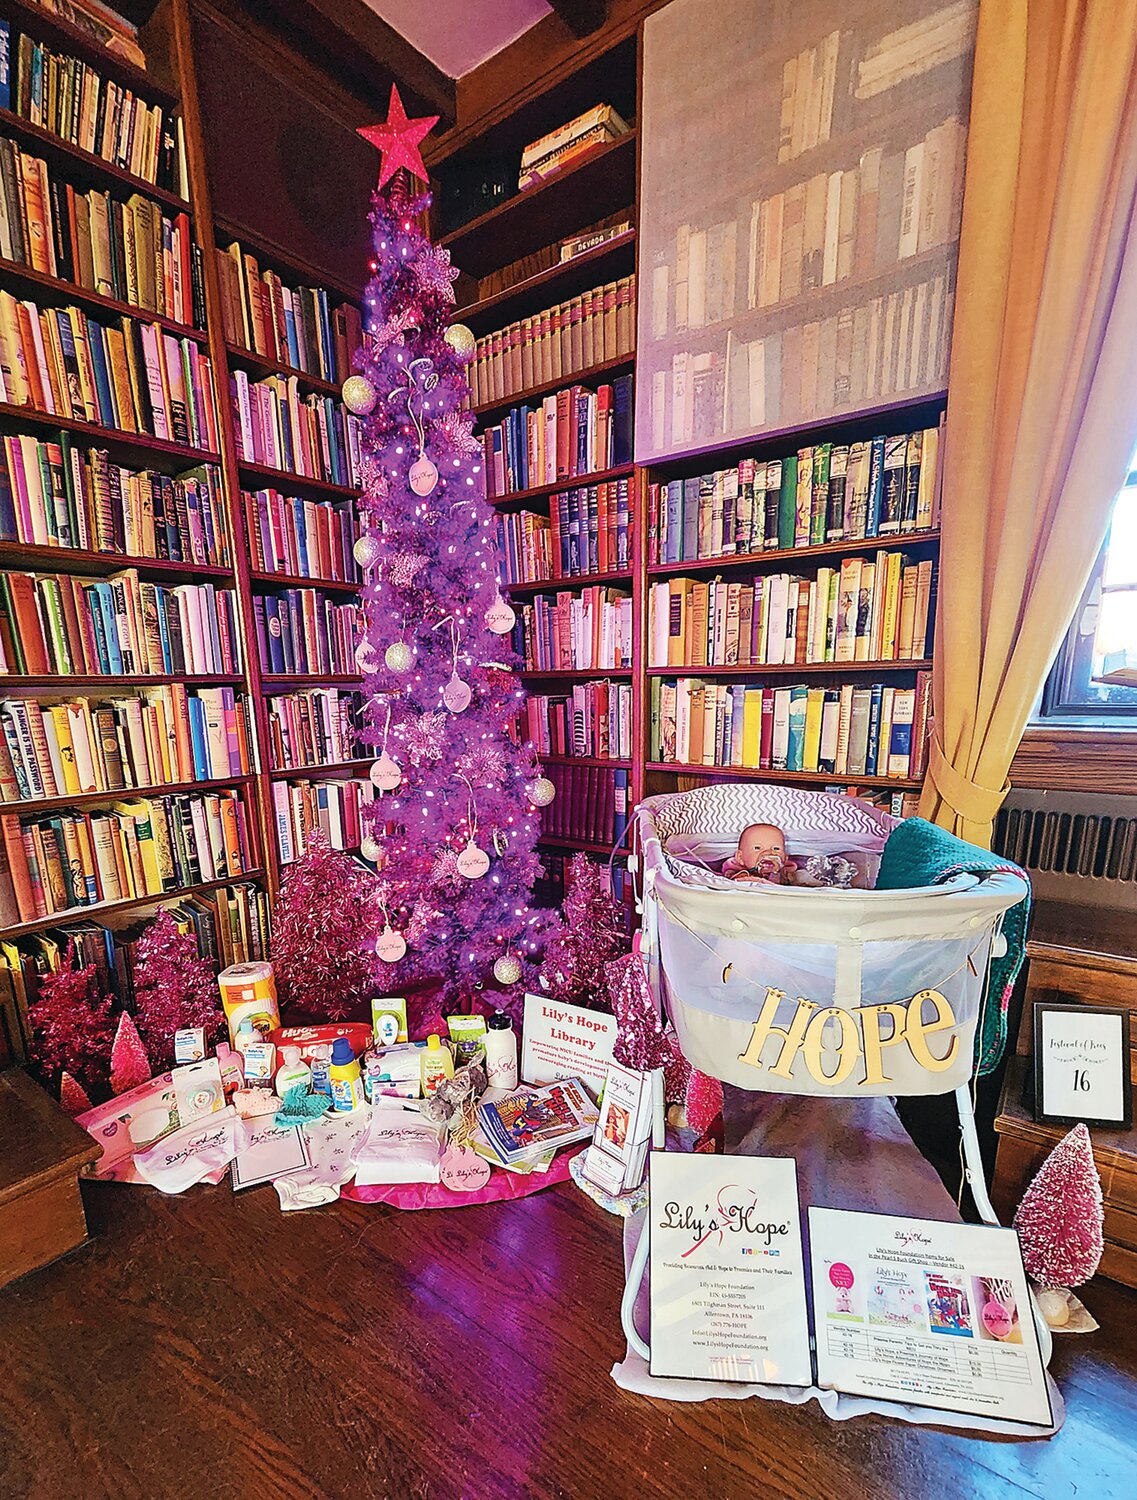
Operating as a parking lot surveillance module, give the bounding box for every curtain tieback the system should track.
[927,739,1010,825]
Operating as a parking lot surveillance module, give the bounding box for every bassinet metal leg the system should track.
[621,1213,651,1362]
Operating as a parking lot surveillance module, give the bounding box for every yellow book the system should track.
[0,291,30,404]
[803,687,825,772]
[689,581,709,667]
[104,326,138,434]
[46,705,81,795]
[41,314,74,421]
[880,552,904,660]
[741,688,764,768]
[916,426,939,530]
[667,580,692,668]
[113,800,160,895]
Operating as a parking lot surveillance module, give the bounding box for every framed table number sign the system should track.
[1033,1004,1133,1129]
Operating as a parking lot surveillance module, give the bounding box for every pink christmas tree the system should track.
[132,910,224,1069]
[27,944,115,1096]
[58,1070,93,1119]
[540,855,628,1010]
[271,833,381,1019]
[110,1011,151,1095]
[1013,1123,1105,1288]
[349,88,549,1010]
[609,952,672,1071]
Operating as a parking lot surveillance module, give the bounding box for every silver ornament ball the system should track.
[525,776,556,808]
[359,834,382,863]
[342,374,378,415]
[385,641,413,673]
[444,323,476,360]
[353,532,383,569]
[493,954,522,986]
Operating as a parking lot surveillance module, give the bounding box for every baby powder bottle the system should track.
[329,1037,366,1112]
[484,1012,518,1090]
[420,1034,454,1096]
[274,1045,311,1098]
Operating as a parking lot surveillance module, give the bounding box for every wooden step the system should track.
[0,1068,102,1290]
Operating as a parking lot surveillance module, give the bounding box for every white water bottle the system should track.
[484,1011,518,1090]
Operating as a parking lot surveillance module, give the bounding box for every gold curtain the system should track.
[920,0,1137,844]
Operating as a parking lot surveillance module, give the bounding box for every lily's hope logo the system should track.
[659,1184,791,1259]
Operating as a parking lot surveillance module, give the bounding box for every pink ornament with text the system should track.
[409,455,439,496]
[376,925,408,963]
[457,842,490,879]
[440,1144,491,1192]
[442,672,472,713]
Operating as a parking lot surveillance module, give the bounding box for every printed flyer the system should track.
[649,1153,812,1385]
[809,1207,1052,1426]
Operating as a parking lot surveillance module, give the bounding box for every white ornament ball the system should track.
[456,841,491,879]
[376,924,407,963]
[355,639,380,673]
[493,954,522,986]
[359,834,383,863]
[525,776,556,808]
[342,374,378,415]
[409,454,439,496]
[485,594,516,635]
[444,324,476,360]
[370,753,403,791]
[353,532,383,569]
[385,641,413,674]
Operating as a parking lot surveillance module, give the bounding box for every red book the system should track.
[555,389,572,481]
[759,689,775,770]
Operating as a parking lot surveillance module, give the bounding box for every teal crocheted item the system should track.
[874,817,1030,1076]
[275,1085,332,1129]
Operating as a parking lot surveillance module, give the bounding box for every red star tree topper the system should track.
[358,84,439,189]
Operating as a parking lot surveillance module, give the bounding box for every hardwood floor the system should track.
[0,1178,1135,1500]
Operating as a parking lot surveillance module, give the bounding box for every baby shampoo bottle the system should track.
[420,1035,454,1096]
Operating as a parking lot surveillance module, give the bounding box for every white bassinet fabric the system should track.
[637,786,1029,1098]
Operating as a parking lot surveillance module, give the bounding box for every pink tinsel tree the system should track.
[132,910,224,1069]
[110,1012,151,1095]
[27,944,115,1096]
[271,833,381,1019]
[608,953,672,1071]
[540,855,628,1011]
[1013,1123,1104,1289]
[350,89,548,1011]
[59,1071,92,1118]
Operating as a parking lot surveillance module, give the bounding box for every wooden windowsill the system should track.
[1011,722,1137,792]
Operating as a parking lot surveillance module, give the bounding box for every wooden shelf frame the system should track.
[248,570,361,593]
[3,870,267,941]
[0,401,220,467]
[504,568,634,595]
[0,774,256,817]
[471,353,635,422]
[645,659,934,678]
[0,256,206,343]
[456,229,636,335]
[488,462,635,511]
[0,542,232,581]
[0,107,189,213]
[646,529,941,579]
[645,763,923,790]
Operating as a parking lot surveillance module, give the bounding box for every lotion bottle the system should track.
[420,1034,454,1096]
[484,1011,518,1090]
[274,1044,311,1098]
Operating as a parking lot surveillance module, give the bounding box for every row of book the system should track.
[495,479,632,585]
[265,687,360,773]
[0,571,241,678]
[739,120,966,322]
[648,555,934,669]
[271,776,374,866]
[229,371,362,489]
[650,673,932,781]
[649,427,940,565]
[242,488,359,584]
[468,276,636,409]
[0,138,204,327]
[518,103,630,190]
[512,588,633,673]
[253,590,361,678]
[216,244,363,386]
[1,786,256,925]
[482,376,634,496]
[0,881,269,1039]
[3,25,186,196]
[522,682,634,762]
[648,274,955,454]
[0,684,254,803]
[541,763,630,849]
[0,433,229,565]
[0,294,220,450]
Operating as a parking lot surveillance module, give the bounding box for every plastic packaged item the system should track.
[309,1044,333,1097]
[420,1034,455,1096]
[174,1027,206,1064]
[217,961,280,1045]
[364,1041,425,1100]
[484,1011,519,1090]
[275,1045,311,1098]
[329,1036,366,1112]
[242,1041,276,1086]
[371,996,408,1046]
[446,1014,487,1065]
[350,1109,443,1186]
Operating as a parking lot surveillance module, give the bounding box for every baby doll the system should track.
[722,822,796,884]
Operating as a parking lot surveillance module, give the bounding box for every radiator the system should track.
[992,790,1137,910]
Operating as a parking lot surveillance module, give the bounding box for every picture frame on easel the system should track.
[1032,1003,1133,1130]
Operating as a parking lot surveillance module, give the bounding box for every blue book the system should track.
[729,688,745,767]
[91,584,121,674]
[283,298,301,370]
[0,21,10,112]
[155,586,172,670]
[317,293,335,382]
[266,599,286,673]
[290,497,309,575]
[86,323,116,426]
[664,480,682,563]
[611,375,633,465]
[616,479,630,568]
[187,695,209,778]
[866,436,886,537]
[682,477,700,560]
[787,686,808,771]
[865,684,884,775]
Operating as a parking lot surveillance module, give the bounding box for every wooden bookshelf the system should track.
[236,462,358,501]
[519,668,633,682]
[267,760,371,781]
[645,764,922,790]
[504,568,633,596]
[647,529,940,579]
[258,673,363,689]
[538,835,629,856]
[488,462,635,511]
[645,660,934,678]
[0,0,270,968]
[472,353,634,421]
[249,571,360,593]
[456,230,636,334]
[540,755,633,770]
[224,344,342,398]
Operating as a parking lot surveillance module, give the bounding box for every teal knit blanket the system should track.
[875,817,1030,1076]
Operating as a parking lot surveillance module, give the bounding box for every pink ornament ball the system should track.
[409,455,439,496]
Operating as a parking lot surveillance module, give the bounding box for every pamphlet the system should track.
[521,993,617,1095]
[649,1153,812,1385]
[582,1060,654,1194]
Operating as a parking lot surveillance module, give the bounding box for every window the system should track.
[1041,468,1137,720]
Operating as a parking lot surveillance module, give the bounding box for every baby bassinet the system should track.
[622,783,1042,1365]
